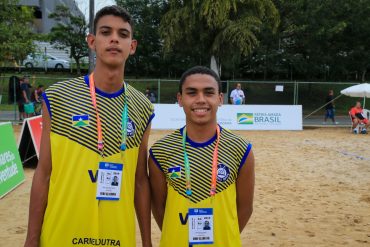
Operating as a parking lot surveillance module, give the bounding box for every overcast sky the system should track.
[75,0,116,19]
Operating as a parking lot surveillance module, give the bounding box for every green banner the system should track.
[0,122,25,198]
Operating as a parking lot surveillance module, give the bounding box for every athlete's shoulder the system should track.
[151,129,182,150]
[126,83,154,117]
[127,83,152,105]
[45,76,86,100]
[46,76,85,92]
[150,129,182,169]
[220,126,251,146]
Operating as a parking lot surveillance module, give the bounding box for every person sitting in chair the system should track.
[350,101,370,134]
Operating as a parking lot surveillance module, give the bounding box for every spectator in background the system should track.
[323,89,338,124]
[32,85,44,102]
[8,75,23,121]
[350,101,369,134]
[21,76,32,119]
[145,87,156,103]
[19,76,32,119]
[32,85,44,115]
[230,83,245,105]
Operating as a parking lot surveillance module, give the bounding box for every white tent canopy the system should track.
[341,83,370,108]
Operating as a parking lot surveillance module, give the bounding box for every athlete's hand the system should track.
[142,242,152,247]
[24,237,39,247]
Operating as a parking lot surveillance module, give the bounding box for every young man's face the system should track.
[87,15,137,68]
[356,102,362,108]
[177,74,223,126]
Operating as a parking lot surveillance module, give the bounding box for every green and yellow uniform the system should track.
[41,75,154,247]
[150,126,252,247]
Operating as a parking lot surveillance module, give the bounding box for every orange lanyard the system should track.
[89,73,128,156]
[182,125,221,197]
[89,73,104,154]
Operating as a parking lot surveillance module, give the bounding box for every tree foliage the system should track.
[160,0,280,71]
[48,4,88,74]
[246,0,370,81]
[99,1,370,81]
[0,0,35,66]
[116,0,168,77]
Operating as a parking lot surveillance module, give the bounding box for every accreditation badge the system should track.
[96,162,123,201]
[188,208,214,245]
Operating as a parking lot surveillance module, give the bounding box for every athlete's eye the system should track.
[119,31,129,38]
[186,91,196,96]
[204,89,215,95]
[100,30,110,35]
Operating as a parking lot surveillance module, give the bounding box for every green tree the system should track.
[116,0,168,77]
[250,0,370,82]
[0,0,35,68]
[48,4,88,74]
[160,0,279,76]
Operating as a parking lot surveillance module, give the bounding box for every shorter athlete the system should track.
[149,66,255,247]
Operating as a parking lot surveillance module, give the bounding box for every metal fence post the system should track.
[226,80,229,104]
[296,81,299,105]
[158,79,161,103]
[293,81,296,105]
[13,77,17,121]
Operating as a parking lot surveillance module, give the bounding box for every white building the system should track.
[18,0,86,62]
[19,0,84,34]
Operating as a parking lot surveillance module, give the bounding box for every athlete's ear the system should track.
[177,92,183,107]
[87,33,96,51]
[129,39,137,55]
[219,92,223,106]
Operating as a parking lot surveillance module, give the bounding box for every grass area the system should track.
[0,71,363,115]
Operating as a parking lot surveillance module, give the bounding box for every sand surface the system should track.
[1,127,370,246]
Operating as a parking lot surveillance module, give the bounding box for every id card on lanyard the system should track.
[182,126,220,245]
[188,208,214,245]
[89,73,128,201]
[96,162,123,200]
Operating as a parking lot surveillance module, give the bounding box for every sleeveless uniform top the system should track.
[150,126,252,247]
[40,75,154,247]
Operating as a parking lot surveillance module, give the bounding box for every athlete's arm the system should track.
[236,149,255,233]
[148,156,167,230]
[24,103,52,247]
[135,124,152,247]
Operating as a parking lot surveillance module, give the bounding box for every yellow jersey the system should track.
[150,126,252,247]
[41,75,154,247]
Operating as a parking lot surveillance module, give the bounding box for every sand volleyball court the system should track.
[1,127,369,246]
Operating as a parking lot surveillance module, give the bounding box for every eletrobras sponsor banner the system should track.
[0,122,25,198]
[152,104,302,130]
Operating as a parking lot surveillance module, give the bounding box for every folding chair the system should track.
[363,109,370,119]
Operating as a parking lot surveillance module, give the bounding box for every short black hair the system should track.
[179,66,221,94]
[93,5,133,35]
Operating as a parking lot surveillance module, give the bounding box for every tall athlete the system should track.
[149,66,255,247]
[24,6,153,247]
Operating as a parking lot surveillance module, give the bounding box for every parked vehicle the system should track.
[23,54,70,69]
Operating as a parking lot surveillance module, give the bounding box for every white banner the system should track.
[152,104,302,130]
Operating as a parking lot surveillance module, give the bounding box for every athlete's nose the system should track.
[110,31,119,43]
[196,92,206,104]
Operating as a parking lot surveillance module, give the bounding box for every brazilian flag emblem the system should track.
[237,113,254,124]
[72,114,90,127]
[168,166,181,179]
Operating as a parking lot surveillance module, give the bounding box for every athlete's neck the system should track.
[185,122,218,143]
[92,66,125,93]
